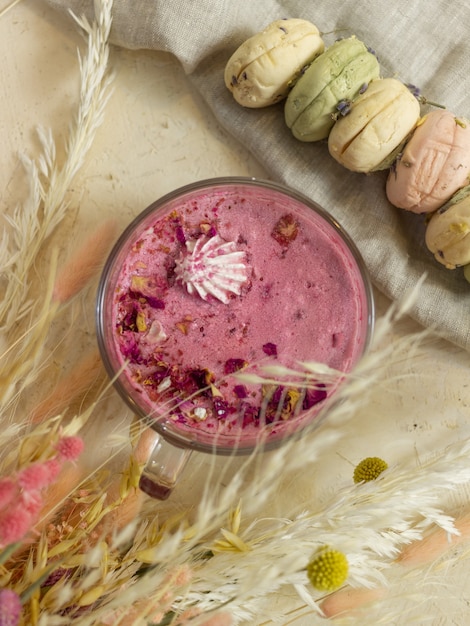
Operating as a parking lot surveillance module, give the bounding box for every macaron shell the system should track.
[328,78,420,172]
[224,19,325,108]
[425,192,470,268]
[386,110,470,213]
[284,36,380,141]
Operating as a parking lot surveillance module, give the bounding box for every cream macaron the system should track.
[224,19,324,108]
[386,109,470,214]
[425,185,470,269]
[284,36,380,142]
[328,78,420,173]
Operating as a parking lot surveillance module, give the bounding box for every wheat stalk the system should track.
[0,0,114,413]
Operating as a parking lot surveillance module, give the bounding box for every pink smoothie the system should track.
[108,182,371,449]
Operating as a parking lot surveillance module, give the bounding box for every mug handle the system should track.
[139,432,192,500]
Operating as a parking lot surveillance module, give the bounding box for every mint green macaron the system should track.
[285,36,380,142]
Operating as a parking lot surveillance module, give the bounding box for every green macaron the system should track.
[285,36,380,142]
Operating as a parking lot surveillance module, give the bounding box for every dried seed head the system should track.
[306,546,349,591]
[353,456,388,483]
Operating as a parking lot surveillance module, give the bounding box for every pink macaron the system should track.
[386,109,470,214]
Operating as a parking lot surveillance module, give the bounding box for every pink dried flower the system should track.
[0,480,16,509]
[43,458,63,481]
[21,490,43,516]
[56,436,84,461]
[0,588,21,626]
[17,463,51,492]
[0,505,33,546]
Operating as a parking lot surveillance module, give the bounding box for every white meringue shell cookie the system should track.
[174,233,250,304]
[328,78,420,173]
[224,18,325,108]
[386,110,470,214]
[425,185,470,269]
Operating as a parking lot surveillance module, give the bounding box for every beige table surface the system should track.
[2,2,470,624]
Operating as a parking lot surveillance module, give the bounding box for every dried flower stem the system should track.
[0,0,23,19]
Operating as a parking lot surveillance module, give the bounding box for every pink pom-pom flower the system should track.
[43,458,62,481]
[0,588,21,626]
[0,505,33,547]
[0,480,16,510]
[17,463,51,492]
[56,436,84,461]
[20,490,43,517]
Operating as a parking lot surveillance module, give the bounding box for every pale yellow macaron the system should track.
[224,19,324,108]
[284,36,380,141]
[328,78,420,173]
[425,185,470,269]
[386,109,470,214]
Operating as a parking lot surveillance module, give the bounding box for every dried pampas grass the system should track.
[2,1,470,625]
[0,0,114,415]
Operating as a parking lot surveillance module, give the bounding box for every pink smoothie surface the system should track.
[110,184,370,448]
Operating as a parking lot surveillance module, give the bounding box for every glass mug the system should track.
[96,178,374,499]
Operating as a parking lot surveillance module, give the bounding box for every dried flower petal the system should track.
[223,358,247,374]
[336,99,352,116]
[262,342,277,357]
[302,384,327,409]
[271,213,299,247]
[213,397,229,420]
[147,320,167,344]
[406,83,421,99]
[233,385,248,399]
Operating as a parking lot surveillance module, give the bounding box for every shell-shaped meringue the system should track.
[174,234,250,304]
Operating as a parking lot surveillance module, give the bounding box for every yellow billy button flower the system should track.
[353,456,388,483]
[306,546,349,592]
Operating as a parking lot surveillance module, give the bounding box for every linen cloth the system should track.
[45,0,470,350]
